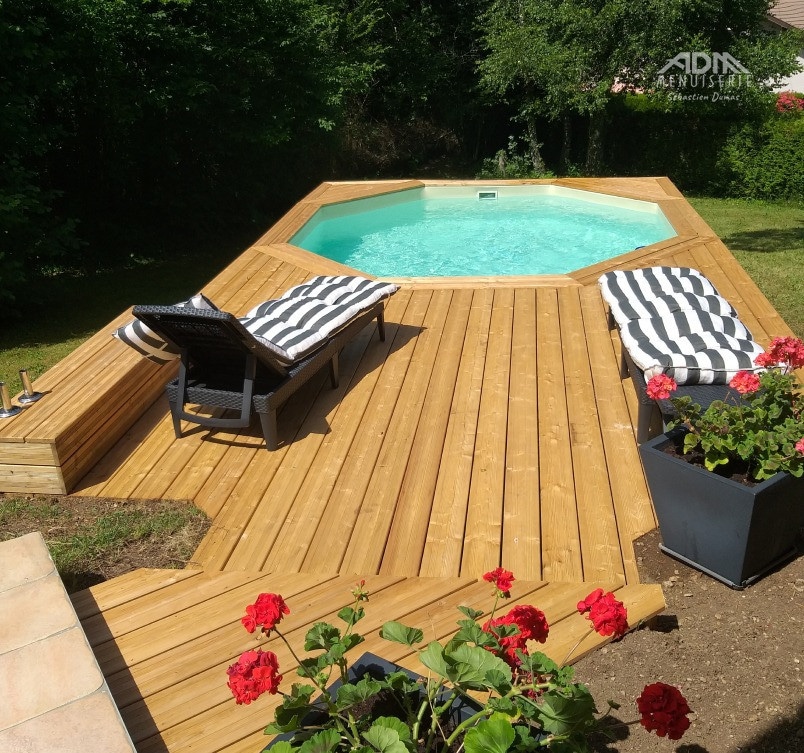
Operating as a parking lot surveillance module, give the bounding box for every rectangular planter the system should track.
[639,429,804,588]
[265,652,482,750]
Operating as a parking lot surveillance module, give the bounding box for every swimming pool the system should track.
[290,185,677,277]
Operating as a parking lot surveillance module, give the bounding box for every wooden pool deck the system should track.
[2,178,796,753]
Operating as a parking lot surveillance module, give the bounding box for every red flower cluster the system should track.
[645,373,677,401]
[776,90,804,113]
[754,336,804,371]
[226,649,282,705]
[729,370,761,395]
[796,438,804,455]
[577,588,629,639]
[637,682,692,740]
[483,567,515,596]
[483,604,549,666]
[241,593,290,635]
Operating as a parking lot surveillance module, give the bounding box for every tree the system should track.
[477,0,802,174]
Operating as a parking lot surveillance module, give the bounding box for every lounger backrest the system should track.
[131,306,291,380]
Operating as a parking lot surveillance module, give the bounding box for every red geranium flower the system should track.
[241,593,290,635]
[637,682,692,740]
[577,589,629,639]
[646,374,677,401]
[796,438,804,455]
[226,649,282,705]
[507,604,549,644]
[482,612,527,666]
[729,370,761,395]
[755,336,804,370]
[483,567,515,596]
[482,604,549,666]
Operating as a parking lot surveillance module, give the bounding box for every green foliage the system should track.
[667,348,804,481]
[0,0,386,307]
[476,136,556,179]
[234,580,682,752]
[718,116,804,200]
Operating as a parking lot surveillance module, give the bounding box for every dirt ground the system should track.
[575,529,804,753]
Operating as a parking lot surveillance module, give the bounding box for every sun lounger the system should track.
[599,266,762,442]
[131,276,398,449]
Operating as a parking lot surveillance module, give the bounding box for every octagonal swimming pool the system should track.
[290,185,676,277]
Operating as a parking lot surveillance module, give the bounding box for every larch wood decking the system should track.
[5,178,795,753]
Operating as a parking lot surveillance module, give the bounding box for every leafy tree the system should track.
[477,0,802,174]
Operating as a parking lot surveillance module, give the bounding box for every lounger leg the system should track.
[377,312,386,341]
[329,354,339,388]
[258,410,279,450]
[636,403,662,443]
[171,409,183,439]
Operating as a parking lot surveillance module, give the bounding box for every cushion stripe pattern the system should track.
[113,293,218,363]
[607,291,735,325]
[599,267,722,327]
[599,266,766,386]
[621,323,764,384]
[242,276,399,363]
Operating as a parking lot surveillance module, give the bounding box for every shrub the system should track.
[718,115,804,200]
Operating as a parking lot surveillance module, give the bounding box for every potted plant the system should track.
[641,336,804,588]
[226,570,692,751]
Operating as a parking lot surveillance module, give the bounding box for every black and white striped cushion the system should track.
[621,315,763,384]
[113,293,218,363]
[599,267,725,327]
[606,290,735,327]
[241,276,399,363]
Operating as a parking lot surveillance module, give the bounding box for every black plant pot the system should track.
[639,428,804,589]
[264,652,482,750]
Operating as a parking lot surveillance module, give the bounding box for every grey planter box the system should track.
[639,429,804,589]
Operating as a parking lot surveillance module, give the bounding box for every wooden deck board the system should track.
[75,572,665,753]
[9,176,798,752]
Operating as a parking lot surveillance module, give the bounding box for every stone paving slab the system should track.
[0,533,136,752]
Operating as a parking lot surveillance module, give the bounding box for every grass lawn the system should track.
[688,197,804,338]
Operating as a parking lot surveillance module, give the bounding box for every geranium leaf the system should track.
[371,717,411,742]
[266,742,294,753]
[464,715,516,753]
[338,606,365,627]
[445,644,511,688]
[363,722,409,753]
[299,728,341,753]
[536,686,597,735]
[380,621,424,646]
[453,619,495,647]
[419,641,450,678]
[458,605,485,621]
[305,622,342,651]
[336,677,383,710]
[484,668,512,695]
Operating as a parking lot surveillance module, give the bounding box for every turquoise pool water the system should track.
[291,186,676,277]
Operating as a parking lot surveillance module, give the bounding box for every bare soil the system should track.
[576,529,804,753]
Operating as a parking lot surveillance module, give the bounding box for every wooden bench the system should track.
[0,309,175,494]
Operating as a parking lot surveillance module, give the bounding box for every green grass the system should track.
[688,197,804,338]
[0,496,209,592]
[0,249,236,391]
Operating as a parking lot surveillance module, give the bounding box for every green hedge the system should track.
[718,116,804,199]
[606,96,804,200]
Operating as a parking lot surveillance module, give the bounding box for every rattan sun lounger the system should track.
[132,303,387,449]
